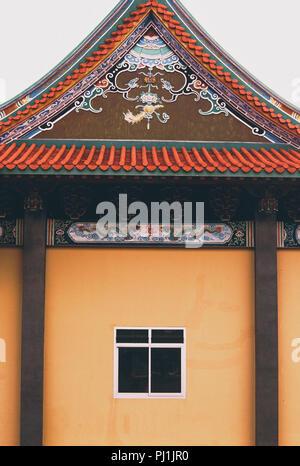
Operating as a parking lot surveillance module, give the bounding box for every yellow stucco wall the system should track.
[278,250,300,446]
[44,248,254,446]
[0,249,22,446]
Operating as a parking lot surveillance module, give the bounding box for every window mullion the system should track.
[116,343,149,348]
[150,343,184,348]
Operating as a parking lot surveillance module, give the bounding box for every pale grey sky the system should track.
[0,0,299,107]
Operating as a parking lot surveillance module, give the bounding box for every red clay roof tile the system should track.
[0,141,299,176]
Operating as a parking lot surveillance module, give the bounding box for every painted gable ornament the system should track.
[75,29,228,130]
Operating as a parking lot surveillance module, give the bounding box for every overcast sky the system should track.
[0,0,299,108]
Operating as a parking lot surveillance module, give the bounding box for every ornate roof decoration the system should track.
[68,28,226,134]
[0,0,299,147]
[124,28,180,69]
[1,140,300,177]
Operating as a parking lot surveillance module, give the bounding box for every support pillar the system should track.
[20,192,46,446]
[255,196,278,446]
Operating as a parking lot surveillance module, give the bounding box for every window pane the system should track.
[116,329,148,343]
[151,348,181,393]
[151,330,184,344]
[118,347,149,393]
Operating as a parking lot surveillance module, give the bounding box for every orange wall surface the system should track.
[44,248,254,446]
[278,250,300,446]
[0,249,22,446]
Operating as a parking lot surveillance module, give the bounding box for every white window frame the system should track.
[114,327,186,399]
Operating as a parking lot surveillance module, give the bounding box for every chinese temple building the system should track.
[1,0,300,447]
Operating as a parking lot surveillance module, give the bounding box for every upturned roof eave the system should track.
[0,0,130,112]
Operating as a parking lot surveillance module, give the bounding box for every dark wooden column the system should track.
[20,192,46,446]
[255,196,278,446]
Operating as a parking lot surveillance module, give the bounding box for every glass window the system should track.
[118,347,149,393]
[151,348,181,393]
[151,329,184,343]
[114,327,185,398]
[116,329,149,343]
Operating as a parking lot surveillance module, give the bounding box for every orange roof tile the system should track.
[0,141,300,176]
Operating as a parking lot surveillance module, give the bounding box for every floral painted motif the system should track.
[0,220,23,246]
[124,71,169,129]
[45,219,254,248]
[75,29,228,131]
[66,222,234,245]
[74,78,109,114]
[74,87,104,114]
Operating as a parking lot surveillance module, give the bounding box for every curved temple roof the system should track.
[0,0,299,151]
